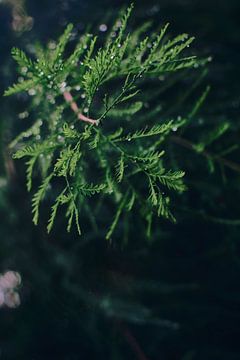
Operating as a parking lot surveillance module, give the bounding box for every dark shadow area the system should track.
[0,1,240,359]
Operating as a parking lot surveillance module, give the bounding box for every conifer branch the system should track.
[6,5,209,238]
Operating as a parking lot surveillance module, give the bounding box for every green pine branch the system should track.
[5,4,208,240]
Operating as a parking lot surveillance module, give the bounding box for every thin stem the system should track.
[63,91,98,125]
[171,135,240,174]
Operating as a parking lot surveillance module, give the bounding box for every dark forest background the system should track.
[0,0,240,359]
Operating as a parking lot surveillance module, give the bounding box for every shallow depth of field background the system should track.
[0,1,240,359]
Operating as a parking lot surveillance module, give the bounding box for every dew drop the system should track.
[99,24,107,32]
[116,20,122,28]
[28,89,36,96]
[19,111,29,120]
[48,41,57,50]
[57,135,64,143]
[59,82,67,92]
[21,67,28,74]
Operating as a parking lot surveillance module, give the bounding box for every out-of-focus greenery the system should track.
[0,1,240,359]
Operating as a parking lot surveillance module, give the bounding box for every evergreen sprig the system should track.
[5,4,203,240]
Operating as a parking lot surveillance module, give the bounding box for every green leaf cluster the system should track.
[6,4,203,240]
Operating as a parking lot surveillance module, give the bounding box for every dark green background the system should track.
[0,1,240,359]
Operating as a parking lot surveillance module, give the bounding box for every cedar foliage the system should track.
[5,4,226,240]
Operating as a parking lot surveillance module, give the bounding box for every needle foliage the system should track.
[5,4,211,240]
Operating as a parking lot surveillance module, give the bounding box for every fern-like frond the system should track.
[51,23,73,65]
[26,157,38,191]
[13,141,56,159]
[78,183,106,196]
[108,101,143,118]
[115,121,173,142]
[11,47,34,69]
[66,195,81,235]
[4,79,38,96]
[32,174,53,225]
[148,177,158,206]
[47,188,67,233]
[158,170,186,192]
[115,154,125,183]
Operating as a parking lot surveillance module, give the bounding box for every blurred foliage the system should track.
[0,1,240,359]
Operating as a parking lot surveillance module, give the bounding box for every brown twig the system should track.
[170,135,240,174]
[63,91,98,125]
